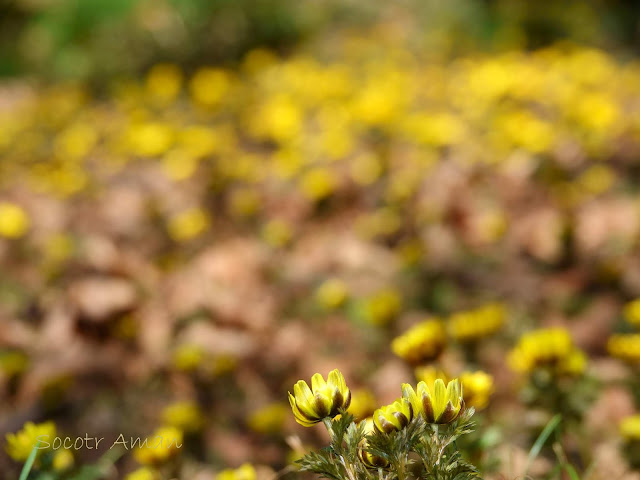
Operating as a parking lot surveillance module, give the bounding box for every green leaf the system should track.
[524,414,562,476]
[19,440,41,480]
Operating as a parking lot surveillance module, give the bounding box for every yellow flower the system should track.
[391,319,446,366]
[228,188,260,218]
[373,398,413,433]
[508,327,586,375]
[620,415,640,441]
[288,369,351,427]
[125,467,160,480]
[448,303,505,343]
[347,389,377,421]
[217,463,257,480]
[623,299,640,328]
[0,202,30,238]
[0,350,29,378]
[189,68,231,109]
[402,378,463,424]
[262,219,292,248]
[247,403,288,434]
[52,448,74,471]
[298,167,337,201]
[172,344,206,372]
[315,278,349,311]
[162,401,204,433]
[133,426,183,465]
[414,366,448,386]
[5,421,56,462]
[608,334,640,364]
[167,208,209,242]
[360,289,402,326]
[358,418,389,468]
[460,371,493,410]
[127,122,174,157]
[146,63,183,104]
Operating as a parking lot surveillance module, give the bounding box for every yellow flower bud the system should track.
[373,398,413,433]
[402,378,463,424]
[288,369,351,427]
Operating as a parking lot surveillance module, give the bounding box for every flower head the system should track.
[125,467,160,480]
[315,278,349,311]
[391,319,447,366]
[0,202,30,238]
[5,421,56,462]
[620,414,640,441]
[217,463,257,480]
[508,327,586,375]
[288,369,351,426]
[373,398,413,433]
[623,299,640,328]
[402,378,463,424]
[460,371,493,410]
[52,449,74,471]
[414,366,449,386]
[133,426,183,465]
[608,334,640,364]
[247,403,288,434]
[162,401,204,433]
[448,303,505,343]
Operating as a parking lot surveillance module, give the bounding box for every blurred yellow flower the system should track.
[162,149,199,181]
[448,303,505,343]
[315,278,349,311]
[262,219,292,248]
[54,123,98,159]
[172,344,206,372]
[228,188,260,218]
[146,63,183,104]
[391,319,446,366]
[189,68,231,109]
[620,415,640,441]
[508,327,586,375]
[5,421,56,462]
[127,122,174,157]
[125,467,160,480]
[52,448,74,471]
[299,167,337,201]
[133,426,183,465]
[347,389,377,421]
[414,366,448,386]
[360,288,402,326]
[247,403,288,434]
[623,299,640,328]
[460,371,493,410]
[0,202,30,238]
[162,401,205,433]
[167,208,209,242]
[217,463,257,480]
[608,334,640,364]
[0,350,29,378]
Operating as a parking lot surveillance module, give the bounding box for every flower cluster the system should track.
[289,369,480,480]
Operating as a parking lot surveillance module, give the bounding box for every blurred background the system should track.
[3,0,640,479]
